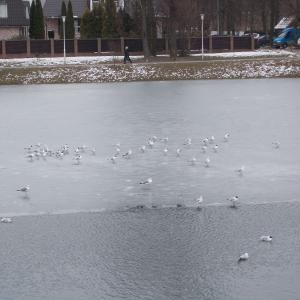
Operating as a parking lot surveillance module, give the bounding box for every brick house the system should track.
[0,0,30,40]
[43,0,93,39]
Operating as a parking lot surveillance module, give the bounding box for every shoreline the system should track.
[0,55,300,85]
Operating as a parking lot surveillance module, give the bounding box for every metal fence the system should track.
[0,36,255,58]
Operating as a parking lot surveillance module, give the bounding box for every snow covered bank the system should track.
[1,58,300,85]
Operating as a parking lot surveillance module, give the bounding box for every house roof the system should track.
[0,0,29,26]
[43,0,89,18]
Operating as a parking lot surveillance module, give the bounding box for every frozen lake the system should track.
[0,79,300,299]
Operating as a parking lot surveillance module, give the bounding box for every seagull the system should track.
[272,141,280,149]
[260,235,272,242]
[161,137,169,144]
[163,148,168,155]
[213,145,218,153]
[152,136,158,142]
[196,195,204,209]
[17,185,30,193]
[189,157,197,166]
[235,166,245,176]
[176,148,182,157]
[228,196,239,208]
[114,147,121,156]
[201,146,207,153]
[26,153,34,161]
[203,138,209,146]
[74,155,82,164]
[1,217,12,223]
[148,139,154,148]
[209,136,215,144]
[123,149,132,159]
[183,138,192,146]
[109,156,117,164]
[224,133,230,142]
[140,177,152,185]
[140,145,146,153]
[204,157,210,168]
[238,252,249,262]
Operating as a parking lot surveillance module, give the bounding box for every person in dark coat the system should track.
[124,46,132,64]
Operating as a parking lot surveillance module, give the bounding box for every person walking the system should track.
[124,46,132,64]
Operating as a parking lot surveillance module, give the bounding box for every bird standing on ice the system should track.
[238,252,249,262]
[235,166,245,176]
[204,157,210,168]
[260,235,272,242]
[272,141,280,149]
[228,196,239,208]
[1,217,12,223]
[176,148,182,157]
[196,195,204,209]
[224,133,230,142]
[17,185,30,193]
[213,145,218,153]
[140,177,153,185]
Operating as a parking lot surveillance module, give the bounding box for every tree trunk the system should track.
[140,0,150,59]
[168,0,177,60]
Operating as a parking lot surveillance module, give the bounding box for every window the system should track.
[0,3,8,18]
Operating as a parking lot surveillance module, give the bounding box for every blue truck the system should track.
[273,27,300,48]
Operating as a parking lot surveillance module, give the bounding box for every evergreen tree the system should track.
[29,1,36,39]
[59,1,67,39]
[80,8,95,38]
[102,0,119,38]
[93,3,104,38]
[35,0,45,39]
[66,0,75,39]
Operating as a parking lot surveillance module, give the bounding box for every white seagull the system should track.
[260,235,272,242]
[201,146,207,153]
[272,141,280,149]
[163,148,168,155]
[204,157,210,168]
[196,195,204,209]
[123,149,132,159]
[189,157,197,166]
[140,177,153,185]
[140,145,146,153]
[17,185,30,193]
[209,136,215,144]
[1,217,12,223]
[148,139,154,148]
[213,145,218,153]
[228,196,239,208]
[183,138,192,146]
[235,165,245,176]
[176,148,182,157]
[224,133,230,142]
[238,252,249,262]
[203,138,209,146]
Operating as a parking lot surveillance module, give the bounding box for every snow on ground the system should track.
[0,49,296,68]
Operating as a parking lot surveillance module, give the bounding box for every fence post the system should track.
[2,40,6,58]
[74,38,78,56]
[26,39,31,57]
[97,38,101,55]
[121,37,124,55]
[165,37,169,54]
[209,35,213,53]
[230,35,234,51]
[251,36,255,50]
[50,39,54,57]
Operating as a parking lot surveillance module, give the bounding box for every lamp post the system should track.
[62,15,66,64]
[200,14,204,61]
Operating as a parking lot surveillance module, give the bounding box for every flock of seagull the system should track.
[1,133,280,262]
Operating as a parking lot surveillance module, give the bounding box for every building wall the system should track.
[45,18,59,39]
[0,27,23,40]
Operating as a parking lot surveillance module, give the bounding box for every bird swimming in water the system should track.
[238,252,249,262]
[140,177,153,185]
[260,235,272,242]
